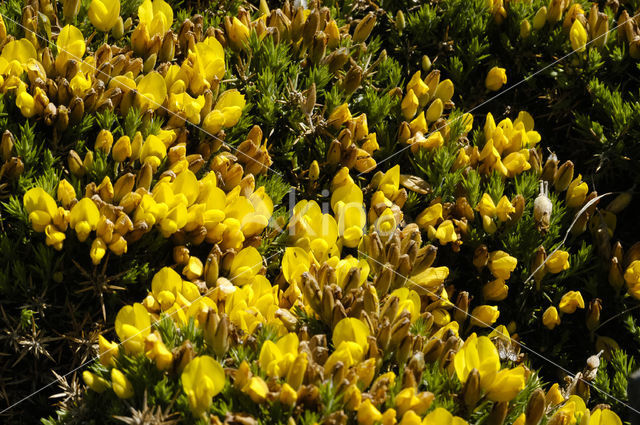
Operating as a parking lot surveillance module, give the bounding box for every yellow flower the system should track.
[423,407,468,425]
[624,261,640,287]
[333,317,370,351]
[546,383,565,405]
[559,291,585,314]
[470,305,500,327]
[69,198,100,242]
[55,25,86,75]
[542,306,561,330]
[485,365,526,402]
[224,17,250,51]
[435,220,457,245]
[88,0,120,32]
[483,279,508,301]
[181,356,225,415]
[168,92,206,124]
[416,203,443,229]
[453,333,500,386]
[138,0,173,37]
[546,250,570,273]
[98,335,118,366]
[357,399,382,425]
[495,196,515,222]
[44,223,65,250]
[401,89,419,121]
[476,193,497,218]
[408,266,450,295]
[145,331,173,370]
[389,288,421,323]
[485,66,507,91]
[243,376,269,403]
[115,302,151,354]
[590,408,622,425]
[488,251,517,280]
[259,332,299,378]
[1,39,37,67]
[111,369,134,399]
[83,371,110,393]
[566,174,588,208]
[570,20,587,52]
[24,187,58,232]
[203,90,246,134]
[136,71,168,111]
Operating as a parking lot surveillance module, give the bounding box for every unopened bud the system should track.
[525,389,546,425]
[463,368,482,408]
[353,12,376,43]
[554,161,574,192]
[473,244,489,270]
[586,298,602,331]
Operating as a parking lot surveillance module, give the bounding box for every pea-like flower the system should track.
[485,66,507,91]
[24,187,58,232]
[558,291,585,314]
[88,0,120,32]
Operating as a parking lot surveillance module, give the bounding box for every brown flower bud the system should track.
[68,150,85,176]
[463,368,482,409]
[325,48,349,74]
[1,130,14,162]
[487,401,509,425]
[310,31,327,65]
[532,245,547,287]
[302,9,319,47]
[541,153,558,182]
[586,298,602,332]
[525,389,546,425]
[353,12,376,43]
[342,65,363,94]
[454,291,469,324]
[473,244,489,270]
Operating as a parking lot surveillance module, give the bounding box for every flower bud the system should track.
[463,368,482,409]
[342,65,363,94]
[554,160,574,192]
[113,173,135,204]
[68,150,85,176]
[396,10,405,33]
[520,20,531,38]
[586,298,602,331]
[353,12,376,43]
[485,67,507,92]
[57,179,76,208]
[453,291,469,324]
[473,244,489,270]
[95,129,114,154]
[310,31,328,65]
[1,130,14,162]
[69,96,85,123]
[608,257,624,290]
[136,162,153,190]
[63,0,81,22]
[531,245,547,287]
[131,23,150,56]
[487,402,509,425]
[525,389,546,425]
[111,135,132,165]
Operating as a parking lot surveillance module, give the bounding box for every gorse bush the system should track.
[0,0,638,424]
